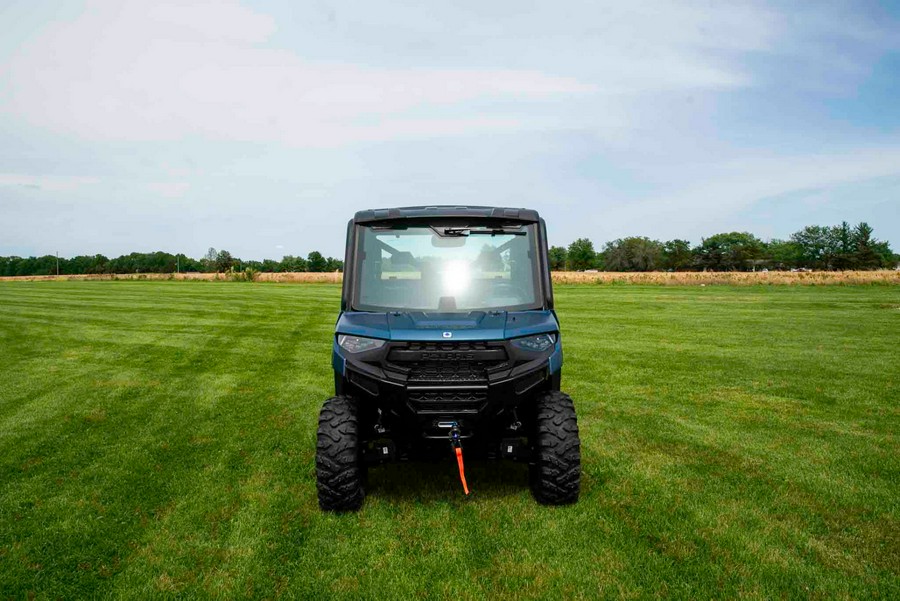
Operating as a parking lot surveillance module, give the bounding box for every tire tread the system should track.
[530,390,581,505]
[316,395,365,511]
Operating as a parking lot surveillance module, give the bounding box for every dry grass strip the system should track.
[550,270,900,285]
[2,270,898,285]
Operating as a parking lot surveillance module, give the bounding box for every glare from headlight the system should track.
[511,333,557,352]
[337,334,386,353]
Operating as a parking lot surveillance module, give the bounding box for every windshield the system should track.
[353,222,542,312]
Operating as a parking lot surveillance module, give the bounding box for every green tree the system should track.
[790,226,839,269]
[567,238,597,271]
[765,239,802,269]
[65,254,108,275]
[662,239,693,271]
[307,251,327,272]
[261,259,281,272]
[175,253,203,272]
[280,255,308,272]
[548,246,568,271]
[695,232,764,271]
[215,250,235,272]
[202,247,218,272]
[602,237,664,271]
[831,221,856,270]
[852,222,883,269]
[871,242,896,268]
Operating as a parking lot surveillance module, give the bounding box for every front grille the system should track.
[407,361,489,383]
[387,341,509,385]
[408,390,488,414]
[403,341,495,352]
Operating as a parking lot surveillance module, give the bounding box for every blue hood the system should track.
[335,310,559,341]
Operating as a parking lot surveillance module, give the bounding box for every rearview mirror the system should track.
[431,234,466,248]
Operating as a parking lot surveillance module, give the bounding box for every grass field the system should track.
[0,281,898,599]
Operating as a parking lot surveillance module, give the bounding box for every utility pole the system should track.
[56,252,59,276]
[176,255,180,274]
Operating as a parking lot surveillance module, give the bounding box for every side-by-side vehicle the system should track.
[316,206,580,510]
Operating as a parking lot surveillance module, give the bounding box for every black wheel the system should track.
[530,391,581,505]
[316,395,365,511]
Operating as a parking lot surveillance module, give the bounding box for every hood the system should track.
[335,310,558,342]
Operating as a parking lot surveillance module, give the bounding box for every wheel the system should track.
[316,395,365,511]
[530,391,581,505]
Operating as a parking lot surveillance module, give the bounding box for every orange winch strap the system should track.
[455,447,470,495]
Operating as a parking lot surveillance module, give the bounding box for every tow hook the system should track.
[508,409,522,432]
[448,424,470,495]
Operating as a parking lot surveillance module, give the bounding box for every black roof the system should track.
[353,205,540,224]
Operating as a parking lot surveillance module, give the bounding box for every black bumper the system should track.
[338,340,555,422]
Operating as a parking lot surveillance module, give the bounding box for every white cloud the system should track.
[2,0,779,147]
[4,1,598,146]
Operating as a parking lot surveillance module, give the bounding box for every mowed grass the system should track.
[0,281,897,599]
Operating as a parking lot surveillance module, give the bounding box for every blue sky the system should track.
[1,0,898,260]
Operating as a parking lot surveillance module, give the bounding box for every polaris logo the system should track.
[422,352,475,360]
[442,331,452,338]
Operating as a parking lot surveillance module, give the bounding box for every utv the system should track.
[316,206,580,510]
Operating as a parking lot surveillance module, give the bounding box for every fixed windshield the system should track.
[353,222,542,312]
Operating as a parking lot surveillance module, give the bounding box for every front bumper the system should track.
[334,338,561,424]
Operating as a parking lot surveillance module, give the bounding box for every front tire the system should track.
[316,395,365,511]
[530,391,581,505]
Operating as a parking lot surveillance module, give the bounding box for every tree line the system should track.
[2,221,896,277]
[551,222,897,272]
[0,247,343,277]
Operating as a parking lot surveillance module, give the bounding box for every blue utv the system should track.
[317,206,580,510]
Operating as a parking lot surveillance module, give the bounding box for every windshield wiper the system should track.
[437,227,526,237]
[469,229,525,236]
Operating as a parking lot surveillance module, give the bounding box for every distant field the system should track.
[0,281,898,598]
[2,269,899,285]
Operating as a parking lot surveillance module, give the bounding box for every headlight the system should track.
[337,334,386,353]
[511,333,557,352]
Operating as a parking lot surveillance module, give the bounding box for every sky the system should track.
[1,0,899,260]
